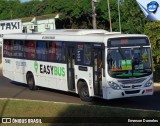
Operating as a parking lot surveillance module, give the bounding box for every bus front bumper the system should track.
[103,87,154,100]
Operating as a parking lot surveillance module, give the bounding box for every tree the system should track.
[144,21,160,63]
[0,0,148,32]
[120,0,147,33]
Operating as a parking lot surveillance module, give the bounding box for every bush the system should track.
[153,64,160,82]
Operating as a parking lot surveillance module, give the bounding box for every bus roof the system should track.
[2,29,148,46]
[41,29,121,36]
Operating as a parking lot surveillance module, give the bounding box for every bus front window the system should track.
[107,47,152,78]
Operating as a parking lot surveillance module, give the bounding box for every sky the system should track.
[20,0,31,2]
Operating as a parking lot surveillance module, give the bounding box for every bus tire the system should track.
[26,73,36,90]
[78,82,93,102]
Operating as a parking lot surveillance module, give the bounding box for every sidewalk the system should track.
[154,83,160,87]
[0,63,2,70]
[0,63,2,75]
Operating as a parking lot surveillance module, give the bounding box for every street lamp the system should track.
[91,0,100,29]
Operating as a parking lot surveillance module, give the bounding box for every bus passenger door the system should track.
[93,49,102,96]
[67,47,75,91]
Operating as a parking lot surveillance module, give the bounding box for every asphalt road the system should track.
[0,71,160,111]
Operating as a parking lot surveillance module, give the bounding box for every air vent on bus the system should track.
[45,24,50,29]
[41,29,108,35]
[28,25,35,30]
[125,90,140,94]
[122,85,142,89]
[118,78,146,84]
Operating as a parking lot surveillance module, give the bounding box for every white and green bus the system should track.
[2,29,153,101]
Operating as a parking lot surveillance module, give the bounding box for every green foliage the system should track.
[144,21,160,82]
[144,21,160,63]
[0,0,148,32]
[120,0,147,33]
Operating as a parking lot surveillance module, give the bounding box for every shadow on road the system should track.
[1,78,160,118]
[88,88,160,111]
[10,81,80,98]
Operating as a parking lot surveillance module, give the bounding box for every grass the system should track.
[0,98,160,126]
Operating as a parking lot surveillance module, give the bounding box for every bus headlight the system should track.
[108,81,121,90]
[144,79,153,87]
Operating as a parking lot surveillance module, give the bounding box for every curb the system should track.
[154,83,160,87]
[0,98,159,113]
[0,64,2,71]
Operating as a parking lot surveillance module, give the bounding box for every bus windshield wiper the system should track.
[118,47,126,60]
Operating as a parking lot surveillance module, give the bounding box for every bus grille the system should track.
[125,90,140,94]
[118,78,146,84]
[122,85,141,89]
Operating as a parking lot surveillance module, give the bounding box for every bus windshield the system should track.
[107,47,152,78]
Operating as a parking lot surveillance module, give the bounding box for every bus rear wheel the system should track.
[27,73,36,90]
[78,82,93,102]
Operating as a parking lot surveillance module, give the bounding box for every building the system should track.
[21,13,59,33]
[0,13,59,65]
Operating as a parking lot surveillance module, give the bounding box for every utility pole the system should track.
[118,0,121,32]
[92,0,97,29]
[10,9,13,19]
[107,0,112,32]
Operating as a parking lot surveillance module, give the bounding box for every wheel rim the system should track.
[81,86,89,98]
[28,77,33,88]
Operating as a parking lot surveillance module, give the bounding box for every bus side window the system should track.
[56,42,65,63]
[48,41,65,63]
[36,41,48,61]
[56,42,61,62]
[13,40,23,58]
[24,40,36,59]
[3,40,13,57]
[48,42,56,61]
[62,43,66,62]
[84,44,91,65]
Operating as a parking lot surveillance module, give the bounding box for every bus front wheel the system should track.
[78,82,93,102]
[26,73,36,90]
